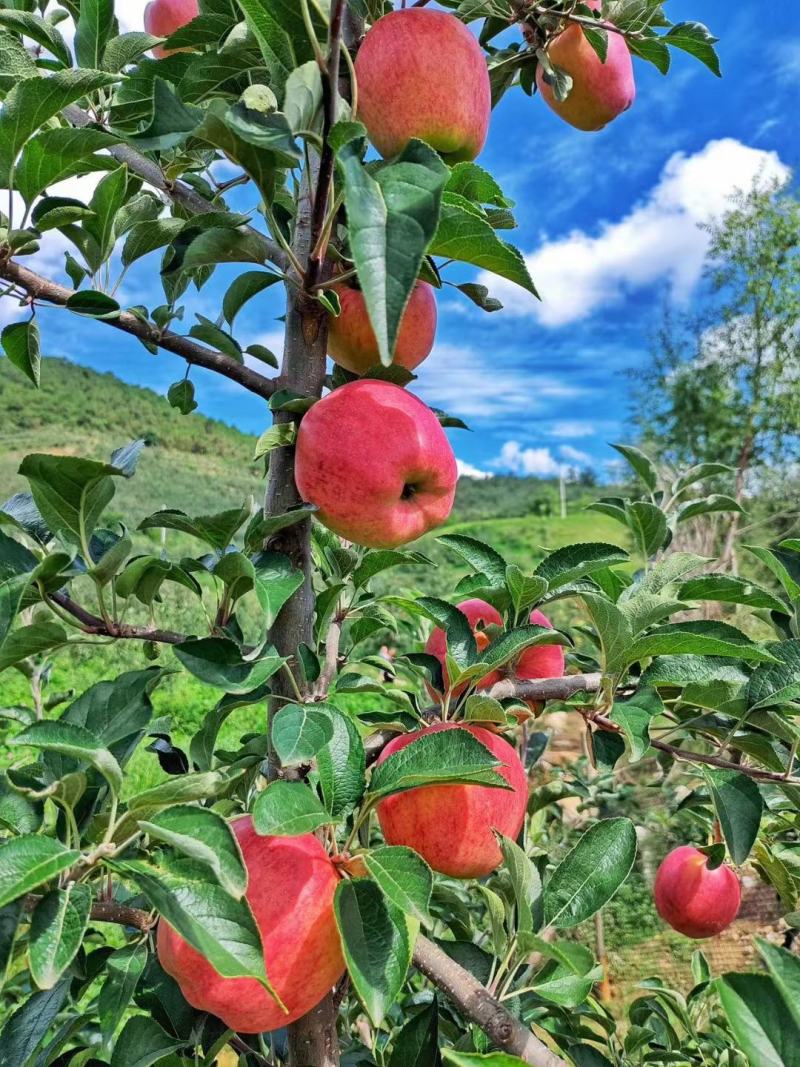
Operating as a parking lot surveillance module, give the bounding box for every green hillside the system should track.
[0,358,628,793]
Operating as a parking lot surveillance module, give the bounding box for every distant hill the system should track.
[0,357,628,577]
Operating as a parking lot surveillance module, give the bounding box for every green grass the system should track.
[0,358,630,794]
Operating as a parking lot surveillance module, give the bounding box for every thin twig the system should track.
[0,258,277,401]
[49,592,186,646]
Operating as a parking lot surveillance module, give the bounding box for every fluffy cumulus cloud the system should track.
[484,138,791,327]
[494,441,595,477]
[457,459,494,481]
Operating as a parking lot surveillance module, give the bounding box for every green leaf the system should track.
[367,729,508,802]
[317,709,366,818]
[181,225,269,271]
[114,856,270,987]
[678,574,787,614]
[252,780,332,836]
[334,879,413,1026]
[415,596,477,669]
[703,769,762,865]
[498,833,541,934]
[387,998,440,1067]
[109,1016,183,1067]
[481,624,569,670]
[223,269,282,325]
[437,534,507,586]
[129,78,203,151]
[544,818,637,929]
[611,443,658,491]
[99,944,148,1049]
[337,130,448,364]
[718,972,800,1067]
[75,0,114,70]
[0,11,72,68]
[534,542,629,591]
[748,641,800,710]
[28,883,91,989]
[443,1054,528,1066]
[757,938,800,1031]
[103,31,163,72]
[167,379,198,416]
[224,101,301,166]
[676,495,744,524]
[0,620,68,672]
[610,689,661,762]
[18,453,123,546]
[12,720,123,795]
[0,70,117,182]
[0,980,70,1067]
[505,567,547,615]
[365,846,433,925]
[253,422,296,460]
[253,551,305,631]
[283,60,323,132]
[665,21,721,76]
[272,704,335,766]
[626,501,668,558]
[173,637,284,693]
[122,217,186,268]
[744,545,800,602]
[0,835,79,908]
[627,620,778,666]
[65,290,121,318]
[579,592,632,677]
[429,198,537,298]
[139,504,250,550]
[2,321,40,387]
[139,806,247,898]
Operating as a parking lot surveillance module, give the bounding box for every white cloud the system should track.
[117,1,151,34]
[417,341,584,419]
[549,420,595,439]
[559,444,593,466]
[483,139,791,327]
[494,442,563,478]
[457,459,494,481]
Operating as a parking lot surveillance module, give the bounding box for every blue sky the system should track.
[6,1,799,481]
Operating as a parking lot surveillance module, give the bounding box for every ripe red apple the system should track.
[157,817,344,1032]
[144,0,199,58]
[654,845,741,939]
[535,3,635,131]
[328,280,437,377]
[355,9,491,162]
[425,599,565,699]
[375,722,528,878]
[295,380,457,549]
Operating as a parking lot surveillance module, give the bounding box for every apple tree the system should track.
[1,2,800,1066]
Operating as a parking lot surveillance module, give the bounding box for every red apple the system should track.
[375,722,528,878]
[654,845,741,938]
[355,9,491,162]
[295,380,457,549]
[425,599,565,699]
[157,817,344,1032]
[536,3,635,131]
[144,0,199,58]
[328,280,437,376]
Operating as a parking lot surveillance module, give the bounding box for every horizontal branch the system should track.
[49,591,186,645]
[24,894,154,932]
[62,105,287,271]
[0,258,277,400]
[413,935,569,1067]
[488,672,603,702]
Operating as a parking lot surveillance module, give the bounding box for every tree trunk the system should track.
[719,428,754,573]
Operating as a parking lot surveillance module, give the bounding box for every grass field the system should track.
[0,358,630,794]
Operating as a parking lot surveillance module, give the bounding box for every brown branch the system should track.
[487,672,603,703]
[25,894,153,932]
[0,258,277,401]
[49,592,186,646]
[413,935,569,1067]
[61,105,287,271]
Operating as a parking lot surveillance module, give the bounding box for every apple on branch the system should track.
[328,279,438,377]
[654,845,742,939]
[157,817,345,1032]
[375,722,528,879]
[355,8,491,162]
[536,1,636,131]
[295,380,457,549]
[144,0,199,58]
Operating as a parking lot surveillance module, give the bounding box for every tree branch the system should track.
[49,592,186,646]
[0,258,277,401]
[487,673,603,702]
[62,105,288,271]
[412,935,569,1067]
[24,894,154,932]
